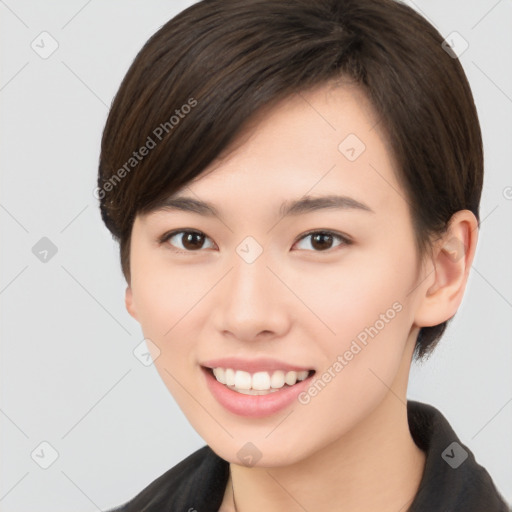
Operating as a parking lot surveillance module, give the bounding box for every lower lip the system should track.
[201,366,315,418]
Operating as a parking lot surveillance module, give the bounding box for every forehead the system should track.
[146,82,406,223]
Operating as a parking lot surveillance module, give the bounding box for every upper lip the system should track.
[201,357,314,374]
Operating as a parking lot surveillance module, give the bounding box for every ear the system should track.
[413,210,479,328]
[125,285,138,321]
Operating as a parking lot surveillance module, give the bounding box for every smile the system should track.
[210,367,313,395]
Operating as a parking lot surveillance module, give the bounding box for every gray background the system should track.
[1,1,511,510]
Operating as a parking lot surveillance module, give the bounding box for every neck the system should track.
[223,338,426,512]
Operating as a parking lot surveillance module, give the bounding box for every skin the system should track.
[125,81,478,511]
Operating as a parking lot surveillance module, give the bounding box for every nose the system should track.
[212,251,291,343]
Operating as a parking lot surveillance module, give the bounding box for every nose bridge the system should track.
[233,250,270,299]
[230,234,273,299]
[229,245,274,313]
[214,241,289,339]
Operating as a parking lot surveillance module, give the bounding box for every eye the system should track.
[160,229,215,252]
[159,229,351,253]
[293,230,351,252]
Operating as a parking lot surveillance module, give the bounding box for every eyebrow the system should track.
[152,194,374,218]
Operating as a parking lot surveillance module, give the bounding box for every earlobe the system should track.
[125,286,138,320]
[414,210,479,328]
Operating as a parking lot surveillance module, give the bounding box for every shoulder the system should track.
[407,400,510,511]
[104,445,230,512]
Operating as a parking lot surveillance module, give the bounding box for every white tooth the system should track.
[212,368,226,384]
[225,368,236,386]
[234,370,252,390]
[217,367,309,390]
[252,371,271,390]
[234,387,280,395]
[285,371,298,386]
[270,370,285,388]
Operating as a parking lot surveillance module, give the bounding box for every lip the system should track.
[201,365,315,418]
[200,357,313,374]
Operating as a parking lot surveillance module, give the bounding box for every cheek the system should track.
[129,266,205,409]
[129,258,222,394]
[296,243,417,346]
[130,258,208,333]
[298,243,418,397]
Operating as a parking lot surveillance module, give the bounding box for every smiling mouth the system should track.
[203,366,316,395]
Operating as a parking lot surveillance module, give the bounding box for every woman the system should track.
[97,0,510,510]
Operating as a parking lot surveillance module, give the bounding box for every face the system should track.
[126,82,428,466]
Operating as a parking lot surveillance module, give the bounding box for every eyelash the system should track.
[158,229,352,254]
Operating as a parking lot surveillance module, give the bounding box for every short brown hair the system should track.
[97,0,483,359]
